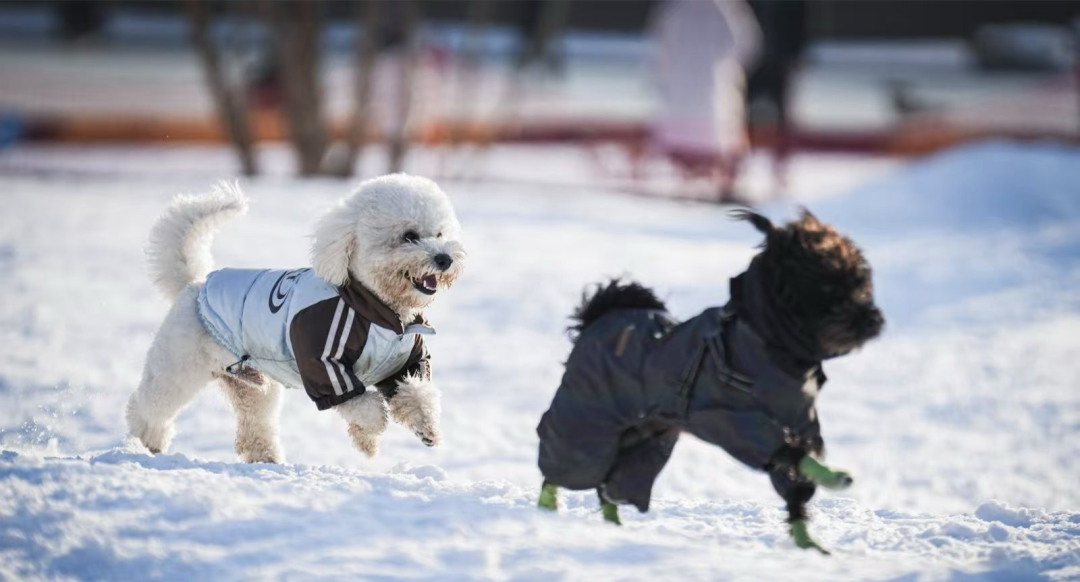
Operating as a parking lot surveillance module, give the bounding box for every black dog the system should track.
[536,209,884,553]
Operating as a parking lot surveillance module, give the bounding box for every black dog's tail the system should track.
[569,279,667,340]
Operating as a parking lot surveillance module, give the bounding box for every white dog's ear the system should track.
[311,204,357,287]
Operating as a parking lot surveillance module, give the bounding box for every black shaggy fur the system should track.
[562,210,882,526]
[731,207,885,523]
[732,207,885,357]
[569,279,667,340]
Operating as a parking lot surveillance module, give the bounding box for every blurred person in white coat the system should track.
[650,0,761,202]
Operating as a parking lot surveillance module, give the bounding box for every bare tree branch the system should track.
[264,0,328,176]
[187,0,257,176]
[387,0,418,174]
[334,0,383,177]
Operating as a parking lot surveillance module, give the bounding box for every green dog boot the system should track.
[790,519,830,555]
[600,501,622,526]
[538,482,559,511]
[798,456,854,490]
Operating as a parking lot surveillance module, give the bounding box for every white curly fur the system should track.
[311,173,466,321]
[218,374,284,463]
[337,391,389,457]
[388,374,442,447]
[126,175,462,463]
[147,180,247,301]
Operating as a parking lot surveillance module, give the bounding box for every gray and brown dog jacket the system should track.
[197,268,432,410]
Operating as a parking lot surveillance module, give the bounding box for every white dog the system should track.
[125,174,465,463]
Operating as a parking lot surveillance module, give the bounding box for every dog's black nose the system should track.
[433,253,453,271]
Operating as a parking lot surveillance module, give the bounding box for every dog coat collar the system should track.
[729,258,824,367]
[342,279,435,336]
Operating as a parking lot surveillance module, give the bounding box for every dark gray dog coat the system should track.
[537,286,824,512]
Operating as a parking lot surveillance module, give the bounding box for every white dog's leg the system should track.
[336,391,389,458]
[219,374,284,464]
[126,383,176,454]
[388,374,442,447]
[126,287,227,454]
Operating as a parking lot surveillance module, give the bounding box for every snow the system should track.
[3,448,1077,582]
[1,142,1079,580]
[813,142,1080,235]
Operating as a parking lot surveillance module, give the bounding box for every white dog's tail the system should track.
[146,181,248,302]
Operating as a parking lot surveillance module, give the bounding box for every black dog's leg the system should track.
[596,487,622,525]
[784,483,815,523]
[538,480,559,511]
[769,446,830,554]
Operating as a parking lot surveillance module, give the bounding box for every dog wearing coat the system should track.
[536,209,883,553]
[126,174,465,463]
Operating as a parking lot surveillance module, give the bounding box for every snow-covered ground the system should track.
[1,142,1078,581]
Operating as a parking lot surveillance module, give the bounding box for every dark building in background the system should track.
[38,1,1078,41]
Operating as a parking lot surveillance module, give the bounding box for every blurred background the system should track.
[0,0,1077,200]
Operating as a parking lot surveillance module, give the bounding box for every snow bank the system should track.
[810,141,1080,236]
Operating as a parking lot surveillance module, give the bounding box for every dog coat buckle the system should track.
[225,355,251,375]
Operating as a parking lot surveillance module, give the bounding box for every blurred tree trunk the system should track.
[187,0,257,176]
[387,0,419,174]
[451,0,491,146]
[333,0,383,178]
[516,0,569,71]
[264,0,328,176]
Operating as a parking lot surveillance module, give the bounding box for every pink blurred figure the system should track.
[649,0,761,202]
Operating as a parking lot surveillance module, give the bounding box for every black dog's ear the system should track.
[729,208,775,236]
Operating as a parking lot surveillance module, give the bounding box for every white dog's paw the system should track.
[348,423,383,458]
[125,397,175,454]
[237,441,284,464]
[336,391,389,458]
[414,426,440,448]
[389,375,442,448]
[233,421,284,464]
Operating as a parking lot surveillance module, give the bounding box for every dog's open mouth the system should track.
[411,274,438,295]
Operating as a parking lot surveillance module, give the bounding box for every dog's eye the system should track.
[437,232,442,238]
[402,231,420,243]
